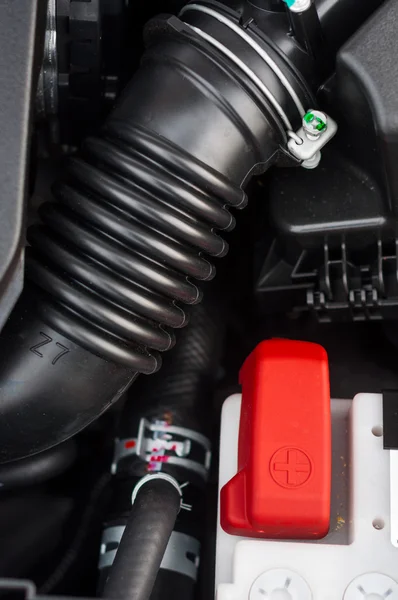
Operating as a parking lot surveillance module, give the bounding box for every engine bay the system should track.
[0,0,398,598]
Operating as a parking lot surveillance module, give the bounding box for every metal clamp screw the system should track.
[303,110,328,140]
[288,110,337,169]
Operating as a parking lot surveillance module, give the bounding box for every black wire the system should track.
[39,473,111,595]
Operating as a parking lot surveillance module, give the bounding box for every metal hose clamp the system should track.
[131,473,183,507]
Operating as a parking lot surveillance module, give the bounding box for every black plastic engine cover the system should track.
[336,0,398,215]
[255,0,398,323]
[0,0,42,332]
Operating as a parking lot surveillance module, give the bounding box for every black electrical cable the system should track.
[103,477,181,600]
[39,472,111,594]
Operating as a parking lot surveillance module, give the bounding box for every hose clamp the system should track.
[180,3,306,121]
[99,527,201,580]
[131,473,182,506]
[112,418,212,481]
[180,3,337,168]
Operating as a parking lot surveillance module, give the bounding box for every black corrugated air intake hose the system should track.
[0,440,77,490]
[0,0,335,462]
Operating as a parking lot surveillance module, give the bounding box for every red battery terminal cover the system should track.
[220,339,331,540]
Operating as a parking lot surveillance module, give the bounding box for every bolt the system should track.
[302,110,328,140]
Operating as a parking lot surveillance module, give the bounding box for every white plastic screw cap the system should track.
[344,573,398,600]
[250,569,312,600]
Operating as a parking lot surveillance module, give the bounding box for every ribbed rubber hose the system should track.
[26,122,239,374]
[119,276,227,440]
[0,5,306,461]
[103,478,181,600]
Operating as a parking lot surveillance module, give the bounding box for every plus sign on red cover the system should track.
[220,339,331,540]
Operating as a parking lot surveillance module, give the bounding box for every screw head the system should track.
[303,110,328,139]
